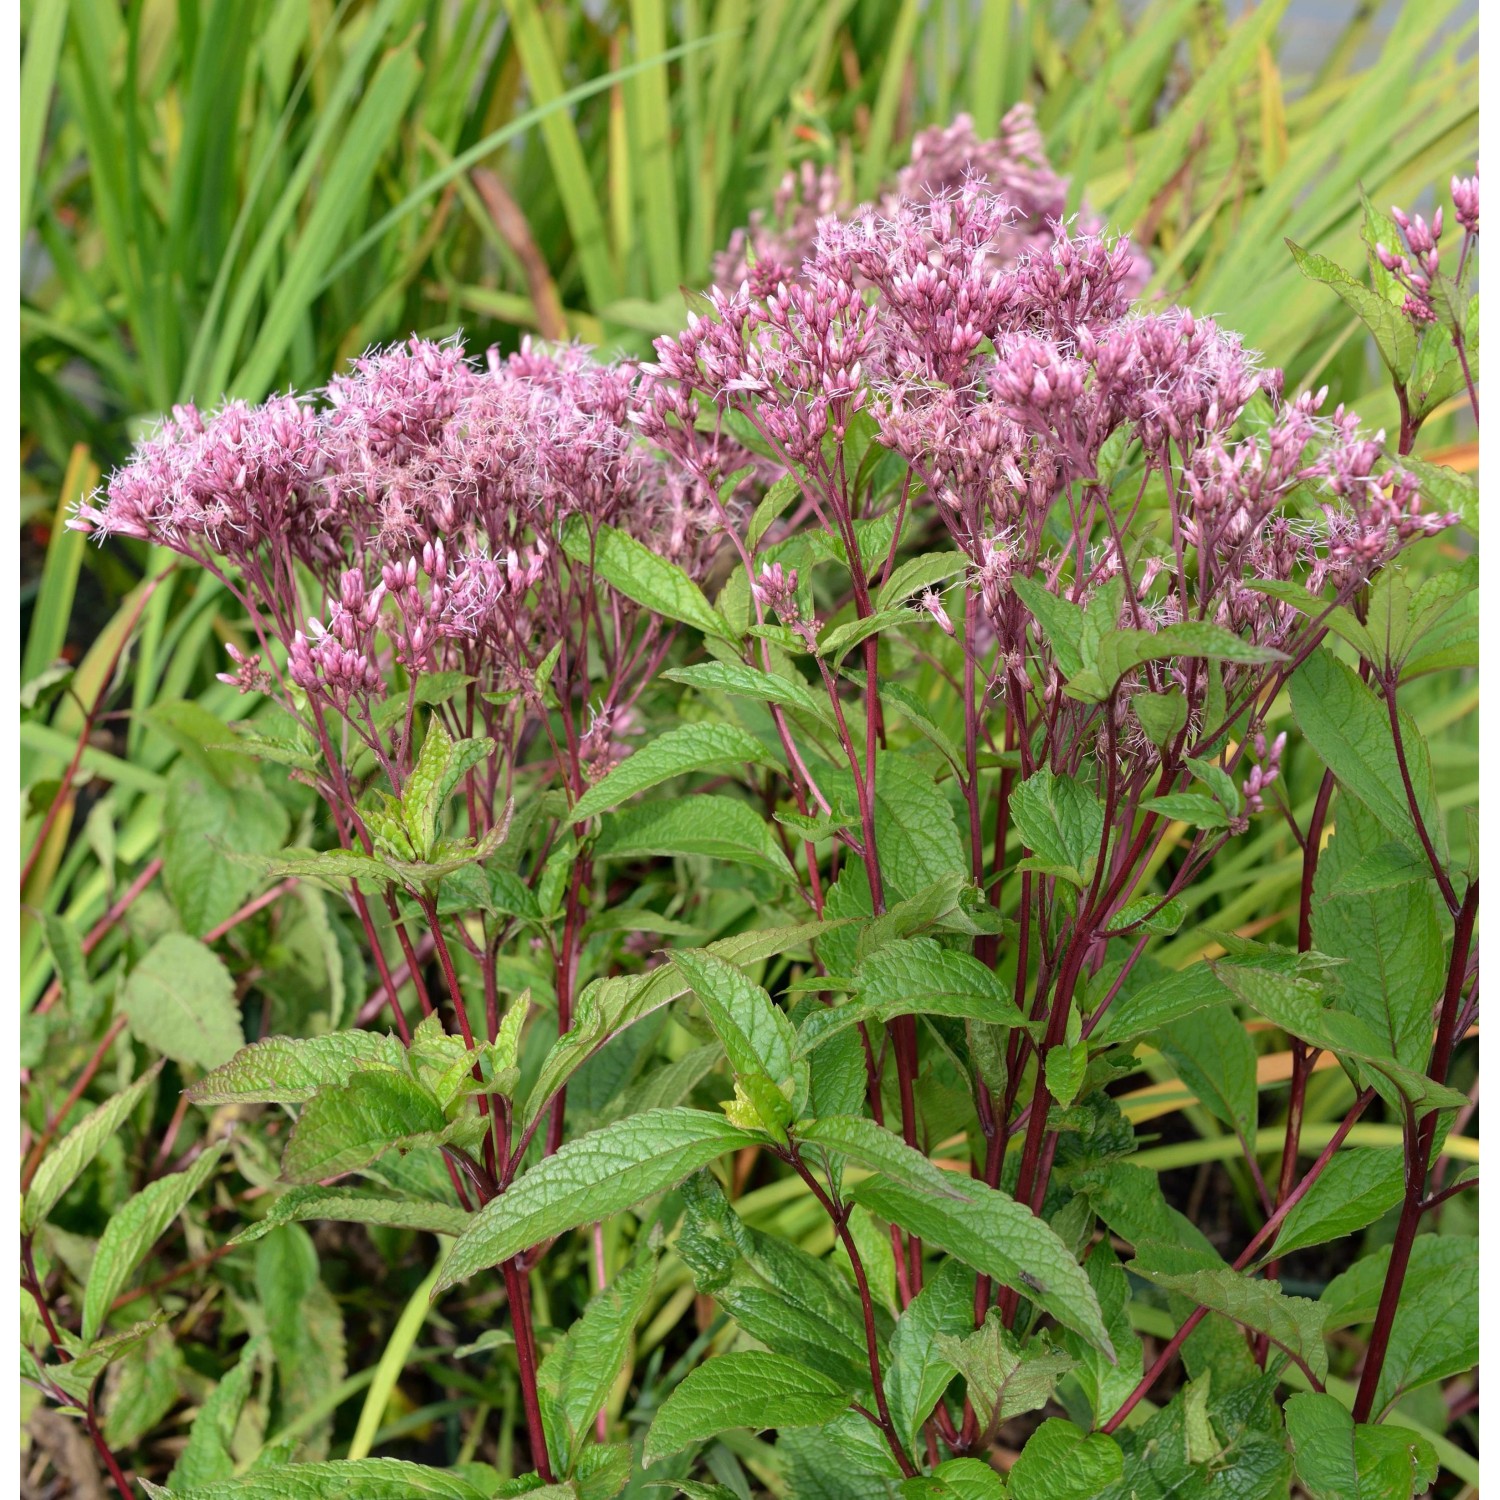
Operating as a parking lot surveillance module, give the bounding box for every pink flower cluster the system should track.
[714,106,1152,299]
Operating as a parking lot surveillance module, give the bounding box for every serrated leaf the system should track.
[885,1260,976,1458]
[1139,791,1230,829]
[1008,1418,1123,1500]
[1093,623,1285,697]
[439,1110,755,1291]
[935,1312,1073,1436]
[663,660,833,726]
[1009,768,1104,887]
[1285,1392,1437,1500]
[81,1141,227,1342]
[669,947,798,1092]
[1133,1263,1327,1381]
[281,1070,449,1184]
[144,1458,493,1498]
[1267,1149,1404,1262]
[797,936,1030,1057]
[1367,1234,1476,1412]
[1012,574,1087,679]
[188,1031,408,1105]
[121,933,244,1071]
[1289,649,1445,862]
[539,1254,656,1470]
[162,761,290,936]
[747,473,801,551]
[23,1062,162,1234]
[798,1117,1113,1354]
[1287,240,1416,378]
[165,1336,265,1490]
[571,722,777,822]
[231,1186,469,1246]
[561,515,728,637]
[642,1351,851,1465]
[1213,964,1465,1115]
[592,794,796,880]
[876,551,968,610]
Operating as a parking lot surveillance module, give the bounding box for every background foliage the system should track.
[19,1,1478,1496]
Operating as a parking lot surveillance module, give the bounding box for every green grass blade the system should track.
[22,445,96,685]
[231,40,424,400]
[857,0,921,199]
[627,0,684,299]
[19,0,70,246]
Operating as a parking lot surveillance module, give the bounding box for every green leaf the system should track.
[146,1458,493,1498]
[103,1323,184,1448]
[187,1031,408,1105]
[876,551,969,610]
[747,473,801,551]
[162,761,290,936]
[1008,1419,1123,1500]
[663,660,833,726]
[1368,1233,1476,1412]
[538,1254,656,1471]
[281,1070,449,1184]
[42,911,99,1027]
[230,1186,469,1247]
[120,933,244,1071]
[879,681,965,776]
[1287,241,1416,378]
[522,922,833,1128]
[642,1351,852,1466]
[1091,961,1231,1045]
[1212,964,1466,1115]
[830,752,966,902]
[23,1062,162,1234]
[592,795,796,880]
[1154,1006,1257,1156]
[1289,649,1445,862]
[561,516,728,637]
[935,1312,1073,1436]
[677,1173,876,1397]
[1285,1392,1438,1500]
[1131,688,1187,748]
[1057,1240,1143,1427]
[165,1337,264,1490]
[1009,768,1104,887]
[571,722,778,822]
[886,1260,976,1457]
[798,1117,1114,1355]
[1131,1264,1327,1382]
[818,606,915,664]
[1093,623,1285,698]
[1139,791,1230,829]
[1268,1149,1405,1263]
[668,947,798,1092]
[1313,818,1447,1073]
[1012,574,1087,680]
[81,1141,227,1342]
[797,936,1028,1057]
[439,1110,755,1291]
[901,1457,1007,1499]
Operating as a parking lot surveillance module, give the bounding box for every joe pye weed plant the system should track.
[28,160,1478,1500]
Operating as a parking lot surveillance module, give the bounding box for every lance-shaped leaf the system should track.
[677,1172,877,1395]
[1131,1263,1328,1382]
[643,1350,853,1465]
[230,1186,470,1247]
[187,1031,408,1106]
[1007,1418,1124,1500]
[142,1458,495,1498]
[935,1312,1074,1438]
[571,721,778,822]
[538,1253,657,1471]
[1213,964,1466,1115]
[669,947,797,1090]
[281,1069,450,1184]
[23,1061,162,1234]
[1290,648,1446,862]
[797,1116,1113,1355]
[120,933,244,1071]
[522,921,835,1128]
[1265,1148,1405,1264]
[663,660,834,727]
[561,515,730,638]
[438,1110,755,1291]
[81,1141,227,1342]
[798,936,1031,1057]
[592,794,796,880]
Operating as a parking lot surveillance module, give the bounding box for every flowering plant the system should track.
[29,157,1477,1500]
